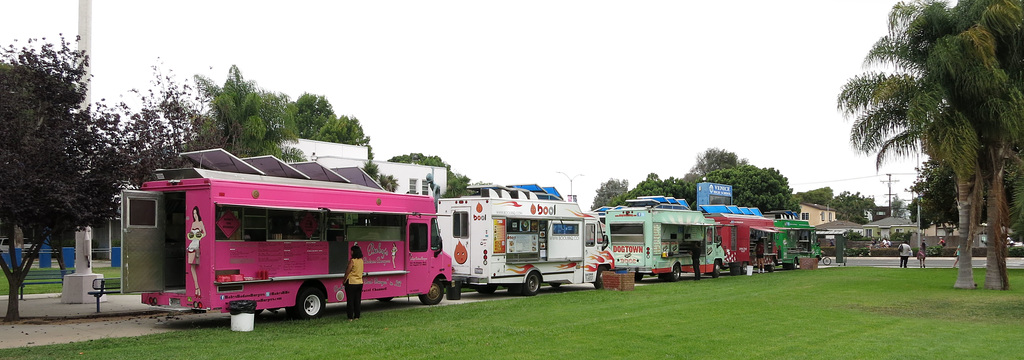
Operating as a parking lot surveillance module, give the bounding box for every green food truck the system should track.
[605,197,725,281]
[771,214,821,269]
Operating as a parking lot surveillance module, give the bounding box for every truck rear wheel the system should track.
[593,266,606,289]
[659,263,681,282]
[418,278,444,305]
[288,287,325,320]
[712,260,722,278]
[521,272,541,296]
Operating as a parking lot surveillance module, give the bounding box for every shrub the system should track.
[926,245,943,257]
[1008,247,1024,257]
[843,230,869,242]
[847,247,872,257]
[890,232,912,243]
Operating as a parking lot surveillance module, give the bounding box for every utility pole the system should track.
[881,173,899,217]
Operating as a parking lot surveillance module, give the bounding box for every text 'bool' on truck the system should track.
[438,185,612,296]
[605,196,725,282]
[765,210,821,269]
[120,149,452,320]
[699,204,780,274]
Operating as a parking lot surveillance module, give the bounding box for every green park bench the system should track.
[20,268,74,300]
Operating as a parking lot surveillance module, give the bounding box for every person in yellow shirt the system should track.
[345,245,364,321]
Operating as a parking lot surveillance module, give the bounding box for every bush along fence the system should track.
[819,246,1024,257]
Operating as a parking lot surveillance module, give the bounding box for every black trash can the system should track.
[447,280,463,300]
[228,300,257,331]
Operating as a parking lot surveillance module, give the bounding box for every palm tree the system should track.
[839,0,1024,289]
[195,65,301,161]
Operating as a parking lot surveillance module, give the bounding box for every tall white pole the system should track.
[78,0,92,106]
[64,0,102,304]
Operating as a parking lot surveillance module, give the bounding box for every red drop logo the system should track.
[530,204,537,215]
[476,203,483,213]
[455,241,469,264]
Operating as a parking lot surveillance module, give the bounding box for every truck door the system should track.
[121,190,165,292]
[407,218,430,293]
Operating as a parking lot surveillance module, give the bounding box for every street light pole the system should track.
[556,172,583,202]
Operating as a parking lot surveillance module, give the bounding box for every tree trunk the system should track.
[983,148,1010,290]
[2,226,49,322]
[5,281,21,322]
[954,175,978,289]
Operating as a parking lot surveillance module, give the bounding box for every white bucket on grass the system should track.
[231,313,254,332]
[746,265,754,276]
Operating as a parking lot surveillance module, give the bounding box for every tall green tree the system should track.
[292,93,333,139]
[388,153,471,198]
[704,165,797,211]
[591,178,629,210]
[831,191,876,224]
[838,0,1024,290]
[292,93,373,158]
[793,187,834,207]
[909,159,958,232]
[195,65,302,162]
[0,37,133,321]
[608,174,695,208]
[683,148,749,182]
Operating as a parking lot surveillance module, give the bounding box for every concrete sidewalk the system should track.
[2,292,165,320]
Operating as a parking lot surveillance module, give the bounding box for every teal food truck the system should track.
[605,197,725,281]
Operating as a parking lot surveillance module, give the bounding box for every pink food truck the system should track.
[120,149,452,319]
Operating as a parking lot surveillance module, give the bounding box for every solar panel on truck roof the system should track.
[749,208,763,216]
[629,196,690,210]
[738,207,754,215]
[243,155,310,179]
[291,162,350,183]
[181,148,264,175]
[332,167,383,190]
[699,205,731,214]
[726,205,742,214]
[508,184,564,200]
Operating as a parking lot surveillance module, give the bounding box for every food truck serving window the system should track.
[216,205,324,241]
[325,213,405,242]
[610,224,644,244]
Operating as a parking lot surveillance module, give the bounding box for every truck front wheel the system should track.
[418,278,444,305]
[522,272,542,296]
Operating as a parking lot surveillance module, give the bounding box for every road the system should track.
[832,256,1024,269]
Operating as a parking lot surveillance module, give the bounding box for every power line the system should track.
[791,173,917,186]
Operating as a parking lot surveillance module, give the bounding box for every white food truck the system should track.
[438,185,614,295]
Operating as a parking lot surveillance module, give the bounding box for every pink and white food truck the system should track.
[120,149,452,319]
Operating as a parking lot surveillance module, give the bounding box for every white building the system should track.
[288,139,447,197]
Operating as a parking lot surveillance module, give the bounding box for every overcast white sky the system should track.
[2,1,924,211]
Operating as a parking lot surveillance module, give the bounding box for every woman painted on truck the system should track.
[187,206,205,298]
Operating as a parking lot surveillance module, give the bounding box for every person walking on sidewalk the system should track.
[916,246,927,268]
[897,242,912,268]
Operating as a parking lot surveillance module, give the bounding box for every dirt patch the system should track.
[7,310,173,325]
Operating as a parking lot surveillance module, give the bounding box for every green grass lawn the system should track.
[1,267,122,296]
[3,267,1023,359]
